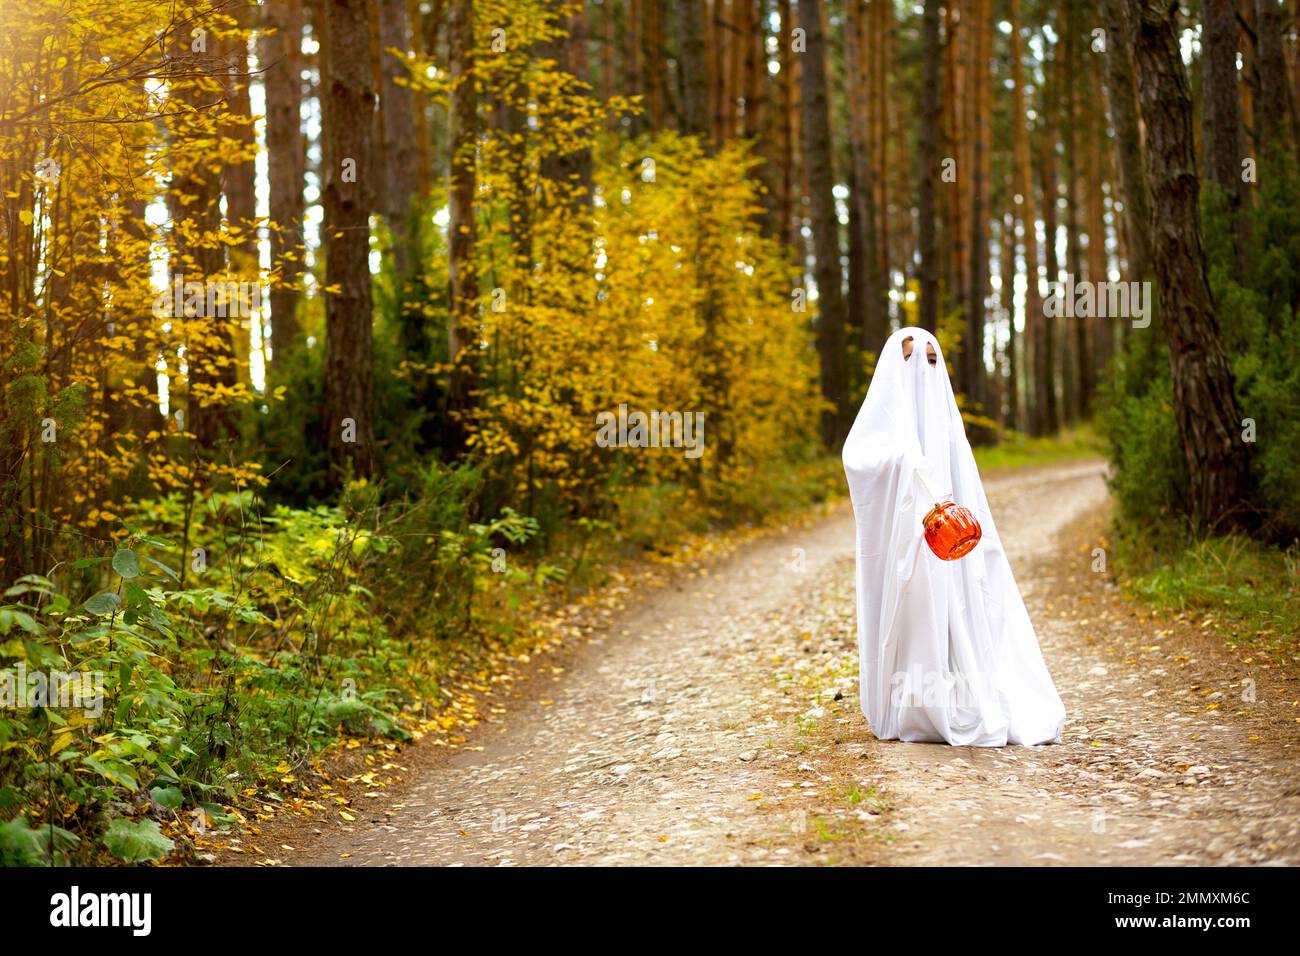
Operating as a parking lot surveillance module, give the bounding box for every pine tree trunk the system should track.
[643,0,667,128]
[743,0,764,141]
[709,0,725,142]
[409,0,434,198]
[1086,66,1112,393]
[1061,0,1088,421]
[943,0,965,352]
[626,0,643,137]
[172,3,236,453]
[1239,0,1259,157]
[601,0,616,123]
[447,0,478,447]
[263,0,306,367]
[1099,0,1155,290]
[377,0,418,279]
[748,0,779,235]
[965,0,992,425]
[321,0,376,485]
[1009,0,1044,432]
[946,0,967,356]
[1002,208,1021,431]
[1130,0,1251,533]
[799,0,849,445]
[776,0,796,248]
[1202,0,1248,266]
[221,13,257,391]
[540,1,593,208]
[678,0,711,139]
[848,164,865,345]
[872,0,893,314]
[844,0,887,352]
[1038,87,1061,434]
[917,0,942,332]
[726,0,745,140]
[1255,0,1299,155]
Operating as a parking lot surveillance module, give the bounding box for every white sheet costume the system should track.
[841,327,1065,746]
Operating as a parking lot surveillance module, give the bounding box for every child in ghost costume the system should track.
[841,327,1066,746]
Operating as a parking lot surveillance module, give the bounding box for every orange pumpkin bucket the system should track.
[913,469,982,561]
[922,497,982,561]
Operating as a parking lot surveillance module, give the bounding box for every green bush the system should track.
[1102,373,1189,552]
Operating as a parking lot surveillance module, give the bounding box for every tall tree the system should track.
[539,0,593,208]
[1009,0,1046,432]
[774,0,797,247]
[745,0,777,236]
[262,0,306,367]
[321,0,376,484]
[377,0,418,278]
[1099,0,1154,291]
[1202,0,1248,266]
[725,0,744,140]
[642,0,667,128]
[1085,64,1114,388]
[741,0,764,144]
[1038,64,1061,434]
[964,0,992,421]
[678,0,711,140]
[1238,0,1259,156]
[843,0,887,352]
[409,0,434,199]
[799,0,849,443]
[1060,0,1087,421]
[1130,0,1250,532]
[708,0,724,141]
[871,0,894,314]
[171,2,236,453]
[1001,208,1021,430]
[221,8,257,388]
[600,0,615,121]
[446,0,478,449]
[917,0,942,332]
[942,0,966,347]
[1254,0,1299,154]
[625,0,643,136]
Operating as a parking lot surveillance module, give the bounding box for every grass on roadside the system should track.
[972,424,1106,473]
[1118,533,1300,655]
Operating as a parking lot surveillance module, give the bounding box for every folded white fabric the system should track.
[841,327,1065,746]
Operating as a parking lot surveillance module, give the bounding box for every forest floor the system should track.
[218,460,1300,866]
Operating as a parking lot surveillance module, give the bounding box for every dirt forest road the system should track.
[282,460,1300,866]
